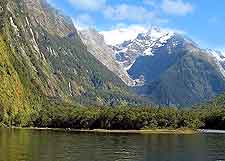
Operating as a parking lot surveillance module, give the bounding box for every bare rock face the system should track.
[24,0,76,37]
[112,27,175,71]
[79,26,225,106]
[115,29,225,106]
[79,29,135,86]
[0,0,144,115]
[0,6,3,13]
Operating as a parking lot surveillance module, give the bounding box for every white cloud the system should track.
[68,0,106,11]
[73,14,95,30]
[100,24,148,45]
[161,0,193,16]
[100,24,187,45]
[62,0,168,27]
[163,27,186,35]
[103,4,156,22]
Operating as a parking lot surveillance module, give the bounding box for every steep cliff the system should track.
[110,28,225,106]
[0,0,144,126]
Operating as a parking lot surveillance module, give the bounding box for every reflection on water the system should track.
[0,128,225,161]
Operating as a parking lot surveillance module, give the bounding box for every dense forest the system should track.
[1,97,225,130]
[0,0,225,131]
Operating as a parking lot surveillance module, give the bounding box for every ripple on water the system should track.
[0,128,225,161]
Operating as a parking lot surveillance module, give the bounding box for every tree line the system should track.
[1,101,224,130]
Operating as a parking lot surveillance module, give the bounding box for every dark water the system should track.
[0,128,225,161]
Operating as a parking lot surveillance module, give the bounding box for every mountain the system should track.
[78,27,225,106]
[0,0,146,126]
[108,27,225,106]
[1,0,224,128]
[78,29,135,86]
[113,27,175,71]
[206,49,225,71]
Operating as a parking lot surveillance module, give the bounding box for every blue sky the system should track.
[47,0,225,51]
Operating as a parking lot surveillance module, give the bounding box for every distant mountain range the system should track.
[1,0,225,124]
[80,27,225,106]
[78,29,135,86]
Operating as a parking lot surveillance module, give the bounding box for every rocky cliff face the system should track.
[79,29,135,86]
[142,46,225,106]
[77,26,225,106]
[0,0,145,125]
[113,27,175,71]
[109,27,225,106]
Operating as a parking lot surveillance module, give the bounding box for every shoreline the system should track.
[198,129,225,134]
[4,127,225,134]
[7,127,199,134]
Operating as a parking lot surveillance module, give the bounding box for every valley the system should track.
[0,0,225,130]
[80,27,225,106]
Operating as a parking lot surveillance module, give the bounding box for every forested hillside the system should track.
[0,0,224,130]
[0,0,146,126]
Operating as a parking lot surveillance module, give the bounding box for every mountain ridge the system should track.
[0,0,147,126]
[80,27,225,106]
[78,29,135,86]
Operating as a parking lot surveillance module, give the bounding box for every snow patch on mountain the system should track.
[79,29,137,86]
[207,49,225,61]
[124,60,136,71]
[144,47,154,56]
[112,27,175,71]
[206,49,225,78]
[216,61,225,78]
[146,27,174,44]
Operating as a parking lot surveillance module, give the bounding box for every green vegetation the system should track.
[1,99,224,130]
[0,0,146,127]
[142,51,225,106]
[0,0,225,131]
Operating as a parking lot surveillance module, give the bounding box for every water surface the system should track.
[0,128,225,161]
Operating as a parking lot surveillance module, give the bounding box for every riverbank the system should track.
[198,129,225,134]
[7,127,225,134]
[73,128,198,134]
[8,127,198,134]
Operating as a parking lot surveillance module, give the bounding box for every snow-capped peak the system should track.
[112,26,176,71]
[146,26,164,37]
[207,49,225,62]
[145,26,174,42]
